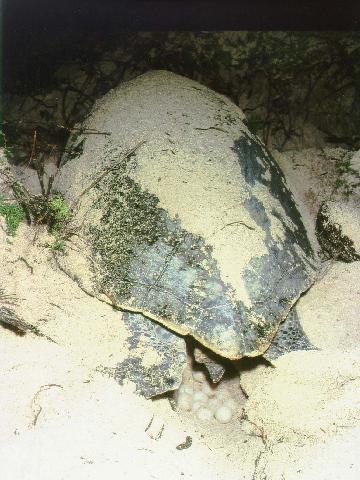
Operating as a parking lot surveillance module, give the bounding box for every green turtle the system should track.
[54,70,318,397]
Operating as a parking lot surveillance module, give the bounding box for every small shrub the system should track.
[46,193,69,234]
[334,151,360,198]
[0,196,25,236]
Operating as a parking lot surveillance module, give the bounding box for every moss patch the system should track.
[254,321,274,339]
[89,171,168,299]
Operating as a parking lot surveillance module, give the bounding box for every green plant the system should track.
[0,196,25,235]
[334,151,360,198]
[45,237,66,251]
[35,193,70,250]
[0,131,72,248]
[45,193,69,233]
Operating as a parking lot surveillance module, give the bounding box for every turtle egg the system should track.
[196,407,213,421]
[223,398,237,411]
[207,397,220,411]
[214,389,228,401]
[193,390,208,403]
[201,382,216,397]
[192,370,207,383]
[179,385,194,396]
[177,393,193,411]
[192,401,203,412]
[214,405,233,424]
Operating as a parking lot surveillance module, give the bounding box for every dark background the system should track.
[4,0,360,36]
[3,0,360,87]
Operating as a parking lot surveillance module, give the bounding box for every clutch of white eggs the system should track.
[175,369,238,423]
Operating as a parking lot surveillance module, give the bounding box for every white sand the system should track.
[0,225,261,480]
[1,145,360,477]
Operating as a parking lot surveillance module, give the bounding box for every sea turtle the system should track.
[54,70,318,397]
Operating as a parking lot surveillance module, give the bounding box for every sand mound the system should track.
[241,348,360,442]
[299,262,360,351]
